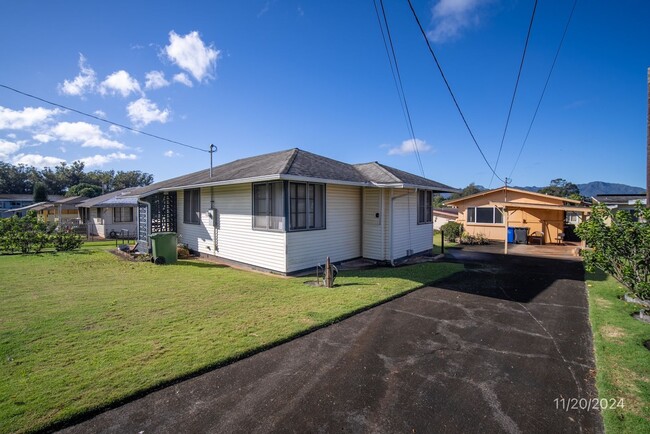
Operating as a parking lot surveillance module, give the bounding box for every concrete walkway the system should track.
[61,252,603,433]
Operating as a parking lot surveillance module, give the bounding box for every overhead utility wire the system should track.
[488,0,538,188]
[508,0,578,179]
[405,0,504,184]
[374,0,425,178]
[0,83,209,153]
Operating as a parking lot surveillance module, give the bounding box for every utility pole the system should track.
[646,68,649,207]
[209,144,217,178]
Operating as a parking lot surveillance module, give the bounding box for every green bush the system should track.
[576,203,650,300]
[460,232,489,245]
[0,211,83,253]
[52,231,84,251]
[440,221,462,242]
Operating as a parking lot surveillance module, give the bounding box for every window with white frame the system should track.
[466,206,503,224]
[253,182,284,230]
[417,190,433,224]
[183,188,201,224]
[113,207,133,222]
[289,182,325,231]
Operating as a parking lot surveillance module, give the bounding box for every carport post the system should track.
[504,206,509,254]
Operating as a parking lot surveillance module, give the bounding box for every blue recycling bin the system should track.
[507,227,515,243]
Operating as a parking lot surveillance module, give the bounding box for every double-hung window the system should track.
[467,207,503,224]
[183,188,201,224]
[253,182,284,230]
[417,190,433,224]
[113,207,133,222]
[289,182,325,231]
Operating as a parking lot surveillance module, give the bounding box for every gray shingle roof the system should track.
[77,188,137,208]
[128,148,458,197]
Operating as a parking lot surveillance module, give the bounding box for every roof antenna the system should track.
[209,144,217,178]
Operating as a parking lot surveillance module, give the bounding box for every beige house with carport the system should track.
[445,187,591,252]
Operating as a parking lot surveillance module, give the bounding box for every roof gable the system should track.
[445,186,581,206]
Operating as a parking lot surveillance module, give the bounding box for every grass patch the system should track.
[0,250,461,433]
[587,270,650,433]
[433,230,458,255]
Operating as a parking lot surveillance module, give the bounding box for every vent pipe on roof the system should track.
[209,144,217,178]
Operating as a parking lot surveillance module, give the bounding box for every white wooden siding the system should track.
[89,206,136,237]
[286,185,361,273]
[362,188,384,260]
[177,185,287,272]
[390,189,433,259]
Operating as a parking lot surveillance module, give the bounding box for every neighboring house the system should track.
[77,189,138,238]
[35,196,86,225]
[432,208,458,231]
[592,194,647,223]
[0,194,64,218]
[128,148,458,275]
[445,187,591,245]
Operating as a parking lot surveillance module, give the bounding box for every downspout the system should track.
[211,186,216,252]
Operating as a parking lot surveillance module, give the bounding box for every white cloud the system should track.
[428,0,491,43]
[77,152,137,167]
[126,98,170,126]
[173,72,193,87]
[0,139,20,159]
[145,70,170,90]
[99,70,143,97]
[387,138,432,156]
[164,30,219,82]
[50,121,126,149]
[59,54,97,96]
[11,153,66,168]
[108,125,123,134]
[33,134,53,143]
[6,133,16,139]
[94,110,107,118]
[59,146,66,153]
[0,106,62,130]
[163,150,181,158]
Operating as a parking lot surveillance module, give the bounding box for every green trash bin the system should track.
[150,232,178,264]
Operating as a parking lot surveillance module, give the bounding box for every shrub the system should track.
[440,221,462,242]
[460,232,489,245]
[576,203,650,300]
[52,231,84,251]
[0,211,83,254]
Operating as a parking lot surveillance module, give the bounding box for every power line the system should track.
[374,0,425,177]
[508,0,578,179]
[405,0,505,184]
[489,0,538,188]
[0,83,209,153]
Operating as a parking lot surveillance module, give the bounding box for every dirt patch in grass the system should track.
[600,325,626,342]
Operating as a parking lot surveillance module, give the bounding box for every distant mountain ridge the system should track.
[514,181,645,198]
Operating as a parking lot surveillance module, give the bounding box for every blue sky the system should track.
[0,0,648,189]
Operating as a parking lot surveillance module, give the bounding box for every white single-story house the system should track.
[128,148,458,274]
[77,189,138,238]
[432,208,459,230]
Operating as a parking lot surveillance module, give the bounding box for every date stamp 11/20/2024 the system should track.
[554,397,625,412]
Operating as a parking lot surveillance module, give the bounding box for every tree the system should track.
[432,193,446,209]
[66,183,103,198]
[112,170,154,190]
[449,183,482,200]
[32,182,48,202]
[538,178,581,200]
[576,203,650,300]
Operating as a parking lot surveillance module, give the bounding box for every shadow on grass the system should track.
[172,260,229,269]
[43,263,463,433]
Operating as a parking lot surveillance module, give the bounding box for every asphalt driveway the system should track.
[61,249,602,433]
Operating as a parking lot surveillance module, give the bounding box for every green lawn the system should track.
[433,230,458,255]
[587,271,650,433]
[0,249,461,433]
